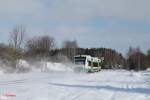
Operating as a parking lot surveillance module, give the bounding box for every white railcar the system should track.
[74,55,104,72]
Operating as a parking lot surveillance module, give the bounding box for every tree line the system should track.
[0,25,150,71]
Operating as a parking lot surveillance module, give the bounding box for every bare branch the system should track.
[9,25,26,49]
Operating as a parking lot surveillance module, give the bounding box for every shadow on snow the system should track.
[48,82,150,94]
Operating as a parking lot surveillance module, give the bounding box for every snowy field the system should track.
[0,62,150,100]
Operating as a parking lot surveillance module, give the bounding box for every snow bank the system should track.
[129,70,142,77]
[0,70,4,75]
[146,68,150,71]
[0,61,6,74]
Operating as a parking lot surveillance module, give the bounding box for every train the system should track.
[74,55,104,72]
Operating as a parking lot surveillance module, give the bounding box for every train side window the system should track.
[88,61,92,66]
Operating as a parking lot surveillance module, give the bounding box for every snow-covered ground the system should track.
[0,62,150,100]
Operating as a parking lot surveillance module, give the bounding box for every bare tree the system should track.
[26,35,55,51]
[62,40,78,49]
[39,36,55,51]
[8,25,26,68]
[26,35,55,57]
[127,47,147,71]
[62,40,78,61]
[9,25,26,49]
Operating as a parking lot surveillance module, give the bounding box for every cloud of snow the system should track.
[0,59,74,73]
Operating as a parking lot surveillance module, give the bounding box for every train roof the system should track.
[74,55,103,62]
[74,55,91,58]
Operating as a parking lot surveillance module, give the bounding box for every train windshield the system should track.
[74,57,86,65]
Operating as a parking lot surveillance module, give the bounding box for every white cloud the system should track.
[46,0,150,21]
[0,0,150,21]
[0,0,45,20]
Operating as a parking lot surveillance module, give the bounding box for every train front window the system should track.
[75,60,85,65]
[74,57,86,65]
[93,62,98,67]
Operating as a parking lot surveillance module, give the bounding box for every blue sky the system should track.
[0,0,150,55]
